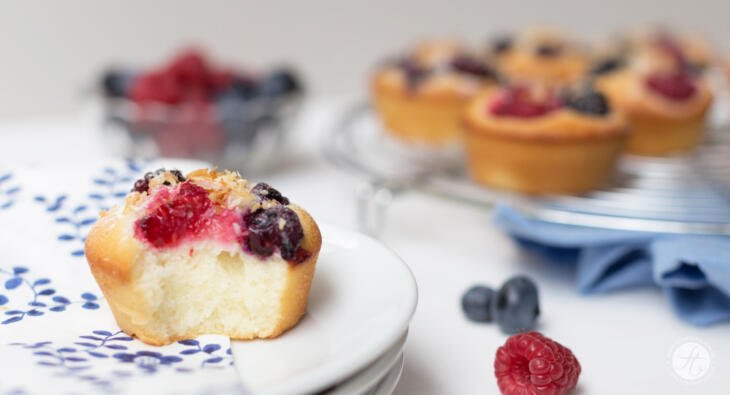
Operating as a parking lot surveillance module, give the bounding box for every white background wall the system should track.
[1,0,729,117]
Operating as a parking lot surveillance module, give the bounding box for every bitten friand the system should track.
[85,169,321,346]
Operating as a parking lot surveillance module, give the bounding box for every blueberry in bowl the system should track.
[99,48,304,173]
[257,68,302,97]
[101,70,137,98]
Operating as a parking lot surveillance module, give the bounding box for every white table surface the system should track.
[1,99,728,395]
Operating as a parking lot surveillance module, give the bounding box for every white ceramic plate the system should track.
[366,354,405,395]
[232,224,418,395]
[325,330,407,395]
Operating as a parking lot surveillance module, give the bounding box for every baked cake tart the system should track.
[371,40,498,146]
[589,28,712,80]
[487,27,589,87]
[464,84,628,194]
[85,168,321,345]
[623,27,713,73]
[597,66,712,155]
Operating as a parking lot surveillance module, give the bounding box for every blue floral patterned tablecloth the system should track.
[0,160,245,395]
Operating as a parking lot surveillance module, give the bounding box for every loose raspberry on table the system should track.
[494,332,581,395]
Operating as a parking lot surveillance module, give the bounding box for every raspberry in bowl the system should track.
[99,48,303,172]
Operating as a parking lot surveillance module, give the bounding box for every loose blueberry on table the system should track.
[462,285,495,323]
[492,275,540,334]
[494,332,581,395]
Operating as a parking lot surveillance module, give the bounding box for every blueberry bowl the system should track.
[100,50,304,172]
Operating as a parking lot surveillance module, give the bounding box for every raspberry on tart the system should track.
[645,71,697,101]
[85,169,321,346]
[488,86,562,118]
[464,84,628,194]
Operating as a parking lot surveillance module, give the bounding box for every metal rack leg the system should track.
[355,181,394,237]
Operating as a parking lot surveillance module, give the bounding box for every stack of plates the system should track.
[231,224,418,395]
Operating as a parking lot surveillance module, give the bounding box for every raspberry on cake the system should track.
[84,168,321,346]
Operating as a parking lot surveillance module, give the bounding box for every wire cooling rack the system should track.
[323,100,730,236]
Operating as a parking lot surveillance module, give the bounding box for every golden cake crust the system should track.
[372,67,487,102]
[410,39,464,67]
[493,27,589,86]
[625,27,714,70]
[85,172,322,346]
[496,51,588,86]
[370,39,497,145]
[371,67,494,145]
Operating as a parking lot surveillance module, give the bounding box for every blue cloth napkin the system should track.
[494,205,730,326]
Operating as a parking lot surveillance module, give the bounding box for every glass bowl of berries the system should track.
[100,49,303,172]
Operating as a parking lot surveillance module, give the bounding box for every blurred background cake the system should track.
[487,27,589,87]
[593,27,715,155]
[371,40,498,146]
[464,83,628,194]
